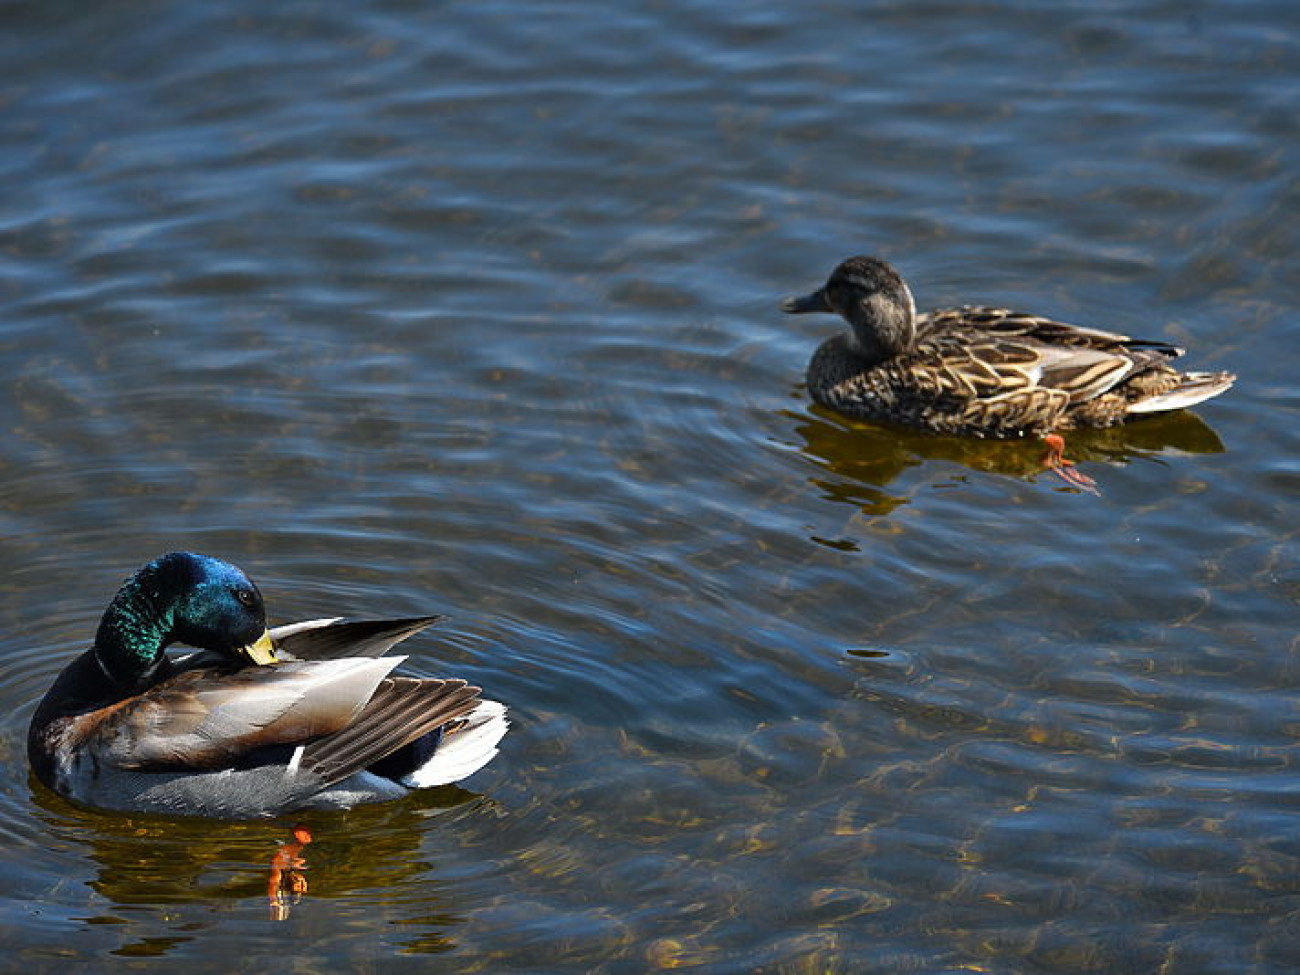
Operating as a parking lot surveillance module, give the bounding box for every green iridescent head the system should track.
[94,552,275,685]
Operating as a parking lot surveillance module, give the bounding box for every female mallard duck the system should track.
[783,256,1235,439]
[28,552,508,819]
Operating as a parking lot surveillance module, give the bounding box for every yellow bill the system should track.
[239,629,277,666]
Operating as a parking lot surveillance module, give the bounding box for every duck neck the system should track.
[845,327,894,366]
[93,561,178,689]
[846,287,916,364]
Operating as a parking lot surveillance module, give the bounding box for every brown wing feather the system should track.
[920,306,1145,347]
[918,308,1162,406]
[299,678,483,786]
[97,658,399,771]
[270,616,444,661]
[1037,348,1137,404]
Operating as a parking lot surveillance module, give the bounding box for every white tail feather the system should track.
[1127,372,1235,415]
[403,700,509,788]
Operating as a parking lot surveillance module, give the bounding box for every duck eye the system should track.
[234,588,257,608]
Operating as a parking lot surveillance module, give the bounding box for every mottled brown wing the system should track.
[920,308,1147,405]
[920,306,1140,347]
[924,306,1183,356]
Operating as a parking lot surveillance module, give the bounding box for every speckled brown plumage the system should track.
[785,256,1235,438]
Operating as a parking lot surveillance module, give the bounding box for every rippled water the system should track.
[2,0,1297,971]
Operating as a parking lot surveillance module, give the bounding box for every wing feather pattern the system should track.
[299,678,483,786]
[100,658,402,770]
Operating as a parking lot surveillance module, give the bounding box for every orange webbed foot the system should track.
[268,825,313,920]
[1040,434,1099,495]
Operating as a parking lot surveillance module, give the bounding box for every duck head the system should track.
[782,255,918,363]
[93,552,275,688]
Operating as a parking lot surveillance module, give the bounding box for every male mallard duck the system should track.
[783,256,1236,439]
[28,552,508,819]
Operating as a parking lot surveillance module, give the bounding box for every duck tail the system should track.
[1127,371,1236,414]
[402,700,509,788]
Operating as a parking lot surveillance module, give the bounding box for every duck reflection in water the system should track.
[787,403,1228,515]
[30,781,488,936]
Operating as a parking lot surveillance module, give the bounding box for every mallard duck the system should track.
[27,552,508,819]
[783,256,1236,439]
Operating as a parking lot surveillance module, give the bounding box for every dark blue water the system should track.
[1,1,1297,971]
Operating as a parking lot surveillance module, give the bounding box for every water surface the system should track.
[1,1,1297,971]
